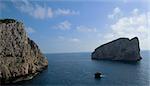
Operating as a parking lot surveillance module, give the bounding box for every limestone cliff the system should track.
[0,19,48,83]
[92,37,142,61]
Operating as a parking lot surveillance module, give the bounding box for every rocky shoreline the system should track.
[1,65,48,84]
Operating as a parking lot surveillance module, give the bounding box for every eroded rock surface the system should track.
[0,19,48,83]
[92,37,142,61]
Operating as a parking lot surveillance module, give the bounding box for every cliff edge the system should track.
[0,19,48,83]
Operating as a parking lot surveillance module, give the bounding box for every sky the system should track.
[0,0,150,53]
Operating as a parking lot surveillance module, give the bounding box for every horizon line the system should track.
[43,50,150,54]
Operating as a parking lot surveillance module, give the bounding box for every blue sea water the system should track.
[16,51,149,86]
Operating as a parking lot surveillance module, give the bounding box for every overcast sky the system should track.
[0,0,150,53]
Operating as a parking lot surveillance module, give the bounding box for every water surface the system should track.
[16,51,150,86]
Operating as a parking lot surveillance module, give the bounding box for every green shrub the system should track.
[0,19,16,24]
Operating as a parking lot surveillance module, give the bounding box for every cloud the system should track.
[25,27,35,33]
[131,8,140,15]
[54,20,72,30]
[55,8,79,16]
[58,36,65,40]
[32,5,47,19]
[12,0,52,19]
[47,7,53,18]
[70,38,80,42]
[76,25,97,32]
[108,7,122,19]
[105,9,150,50]
[11,0,78,19]
[12,0,34,16]
[57,36,80,43]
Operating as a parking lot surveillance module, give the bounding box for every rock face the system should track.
[94,72,102,79]
[92,37,142,61]
[0,19,48,83]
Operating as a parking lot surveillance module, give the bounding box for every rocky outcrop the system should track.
[94,72,102,79]
[0,19,48,83]
[92,37,142,61]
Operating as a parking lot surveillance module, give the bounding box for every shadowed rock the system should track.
[0,19,48,83]
[94,72,102,79]
[92,37,142,61]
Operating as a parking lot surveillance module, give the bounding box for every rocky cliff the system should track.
[0,19,48,83]
[92,37,142,61]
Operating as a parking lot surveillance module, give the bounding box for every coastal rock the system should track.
[0,19,48,83]
[92,37,142,61]
[94,72,102,79]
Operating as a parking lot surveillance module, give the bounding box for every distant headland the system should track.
[92,37,142,61]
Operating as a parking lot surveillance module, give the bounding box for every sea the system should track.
[13,51,150,86]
